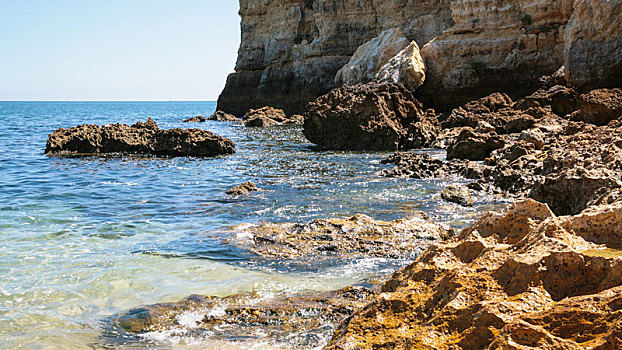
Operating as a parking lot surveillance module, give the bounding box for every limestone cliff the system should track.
[217,0,453,115]
[218,0,620,115]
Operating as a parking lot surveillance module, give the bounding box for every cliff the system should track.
[218,0,621,115]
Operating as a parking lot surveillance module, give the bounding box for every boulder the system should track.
[576,88,622,126]
[45,118,236,157]
[519,128,546,150]
[226,181,259,195]
[447,128,505,161]
[208,110,240,122]
[375,41,426,91]
[514,85,579,117]
[182,115,206,123]
[334,28,410,87]
[441,184,474,207]
[564,0,622,91]
[303,83,428,151]
[243,106,302,127]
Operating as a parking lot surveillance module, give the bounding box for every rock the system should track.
[379,152,491,180]
[217,1,453,115]
[335,28,410,88]
[226,213,451,261]
[447,128,505,161]
[375,41,426,91]
[577,88,622,126]
[441,184,474,207]
[519,128,546,150]
[515,85,579,117]
[226,181,259,195]
[286,114,305,125]
[303,83,428,151]
[45,118,236,157]
[401,110,440,150]
[208,110,240,122]
[112,286,377,348]
[538,65,567,89]
[243,106,302,127]
[326,200,622,349]
[564,0,622,91]
[182,115,206,123]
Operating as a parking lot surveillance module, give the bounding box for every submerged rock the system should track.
[113,286,377,348]
[326,199,622,349]
[441,184,473,207]
[243,106,301,127]
[226,213,451,261]
[303,83,436,151]
[45,118,236,157]
[208,110,240,122]
[226,181,259,195]
[182,115,206,123]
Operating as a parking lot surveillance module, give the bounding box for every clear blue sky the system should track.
[0,1,240,101]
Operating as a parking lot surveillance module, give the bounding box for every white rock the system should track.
[334,28,410,87]
[375,41,426,91]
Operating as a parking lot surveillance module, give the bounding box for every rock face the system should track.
[217,0,453,115]
[334,28,410,88]
[45,118,236,157]
[326,199,622,349]
[375,41,426,91]
[303,83,437,151]
[564,0,622,91]
[226,213,450,261]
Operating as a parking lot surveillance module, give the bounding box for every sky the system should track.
[0,1,240,101]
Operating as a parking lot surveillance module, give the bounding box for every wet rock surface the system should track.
[45,118,236,157]
[326,199,622,349]
[225,213,451,262]
[303,83,437,151]
[111,286,377,349]
[226,181,259,195]
[182,115,206,123]
[207,110,240,122]
[441,184,473,207]
[243,106,302,127]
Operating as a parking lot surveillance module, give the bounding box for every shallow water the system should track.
[0,102,509,349]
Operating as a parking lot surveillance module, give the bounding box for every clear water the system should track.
[0,102,508,349]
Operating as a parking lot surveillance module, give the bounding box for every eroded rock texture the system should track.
[45,119,236,157]
[326,199,622,349]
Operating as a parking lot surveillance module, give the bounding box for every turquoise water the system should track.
[0,102,507,349]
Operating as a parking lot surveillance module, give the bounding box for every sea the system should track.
[0,101,507,349]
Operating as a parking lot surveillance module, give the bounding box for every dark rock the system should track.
[182,115,207,123]
[379,152,491,180]
[303,83,430,151]
[45,118,236,157]
[576,88,622,126]
[447,129,505,161]
[441,184,474,207]
[243,106,301,127]
[538,66,567,89]
[208,110,240,122]
[514,85,579,117]
[226,181,259,195]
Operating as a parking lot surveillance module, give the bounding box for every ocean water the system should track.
[0,102,508,349]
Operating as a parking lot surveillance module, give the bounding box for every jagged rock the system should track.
[303,83,429,151]
[326,200,622,349]
[447,128,505,161]
[576,88,622,126]
[518,128,546,150]
[441,184,473,207]
[45,118,236,157]
[564,0,622,91]
[182,115,206,123]
[375,41,426,91]
[208,110,240,122]
[401,110,440,149]
[515,85,579,117]
[226,181,259,195]
[112,286,377,348]
[538,65,567,89]
[335,28,410,88]
[226,213,451,261]
[379,152,491,180]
